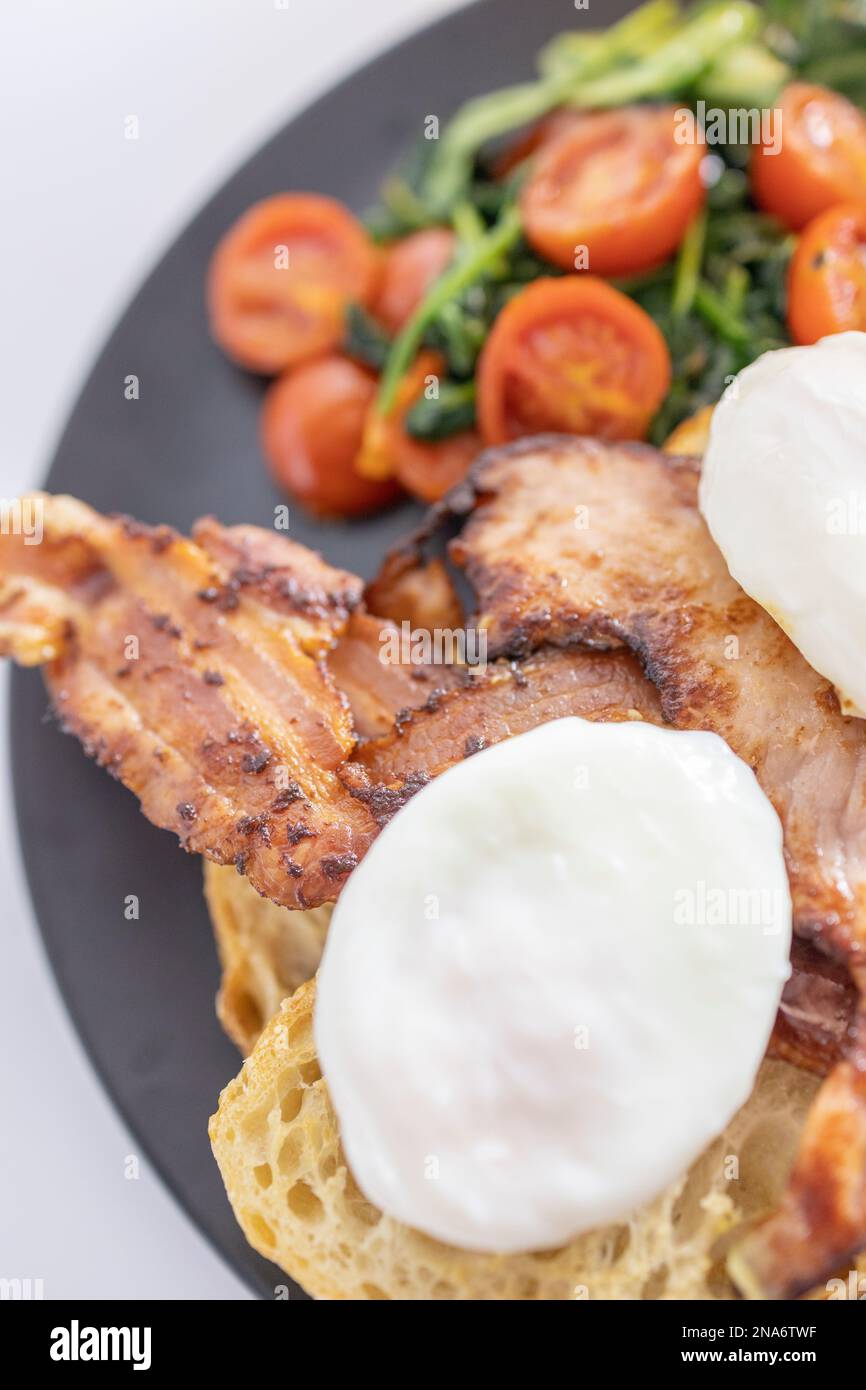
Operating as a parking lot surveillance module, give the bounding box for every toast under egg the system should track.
[210,975,860,1301]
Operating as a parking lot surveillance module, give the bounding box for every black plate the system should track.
[11,0,637,1299]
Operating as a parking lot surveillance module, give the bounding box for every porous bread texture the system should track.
[209,977,826,1301]
[204,861,331,1055]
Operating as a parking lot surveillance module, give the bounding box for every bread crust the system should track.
[205,861,330,1055]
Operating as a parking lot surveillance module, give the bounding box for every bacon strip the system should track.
[328,610,461,739]
[0,496,381,907]
[352,645,662,784]
[364,551,463,635]
[772,939,859,1079]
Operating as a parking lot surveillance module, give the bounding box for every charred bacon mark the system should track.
[116,516,174,554]
[242,747,272,774]
[344,770,431,827]
[272,782,304,809]
[237,813,271,844]
[321,852,359,880]
[197,582,240,612]
[394,686,449,734]
[151,613,182,639]
[286,822,315,846]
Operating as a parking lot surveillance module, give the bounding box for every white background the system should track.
[0,0,464,1301]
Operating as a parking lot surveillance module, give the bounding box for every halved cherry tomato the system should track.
[357,351,481,503]
[520,107,705,277]
[208,195,380,374]
[491,109,585,180]
[373,228,456,334]
[476,277,671,444]
[751,84,866,231]
[787,204,866,345]
[261,356,401,518]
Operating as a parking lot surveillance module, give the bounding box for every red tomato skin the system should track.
[491,109,586,180]
[476,276,672,445]
[391,429,481,504]
[787,203,866,345]
[261,356,402,518]
[521,107,705,277]
[373,229,456,335]
[208,194,380,375]
[751,84,866,232]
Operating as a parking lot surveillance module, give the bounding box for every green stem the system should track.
[451,200,487,245]
[672,209,707,319]
[422,79,568,215]
[538,0,679,80]
[694,280,752,346]
[375,205,523,415]
[699,40,790,108]
[569,2,762,108]
[379,177,432,231]
[724,263,750,315]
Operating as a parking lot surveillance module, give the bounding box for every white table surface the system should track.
[0,0,464,1301]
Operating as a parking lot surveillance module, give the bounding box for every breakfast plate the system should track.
[8,0,866,1302]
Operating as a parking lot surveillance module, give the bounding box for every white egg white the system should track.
[315,717,791,1254]
[700,331,866,718]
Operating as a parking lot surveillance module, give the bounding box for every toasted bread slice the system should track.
[210,978,841,1301]
[204,862,330,1055]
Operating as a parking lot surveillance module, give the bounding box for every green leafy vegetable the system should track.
[343,303,392,371]
[363,0,856,446]
[405,380,477,441]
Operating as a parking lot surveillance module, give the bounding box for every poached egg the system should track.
[700,331,866,718]
[315,717,791,1254]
